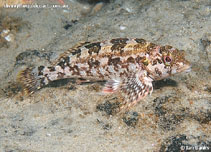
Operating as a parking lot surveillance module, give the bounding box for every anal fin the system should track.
[102,79,121,93]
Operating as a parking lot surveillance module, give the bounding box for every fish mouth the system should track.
[181,64,191,73]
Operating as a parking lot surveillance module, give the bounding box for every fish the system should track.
[17,38,191,109]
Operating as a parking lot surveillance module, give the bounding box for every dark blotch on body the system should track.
[110,38,129,54]
[155,67,162,76]
[110,38,129,44]
[108,57,121,65]
[48,66,56,72]
[134,38,146,45]
[85,42,101,55]
[147,43,156,52]
[157,58,163,64]
[40,77,47,86]
[57,56,70,69]
[72,65,79,75]
[58,72,65,79]
[160,46,165,54]
[152,60,157,66]
[127,57,135,63]
[88,58,100,68]
[38,66,44,76]
[135,56,144,63]
[71,49,81,57]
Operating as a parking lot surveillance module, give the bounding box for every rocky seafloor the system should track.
[0,0,210,151]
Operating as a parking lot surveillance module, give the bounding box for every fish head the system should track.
[146,45,191,80]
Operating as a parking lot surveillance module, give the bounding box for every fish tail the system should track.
[17,67,44,95]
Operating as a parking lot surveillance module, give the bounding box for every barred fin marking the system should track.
[120,71,153,109]
[17,65,70,95]
[102,70,153,109]
[102,79,121,93]
[17,67,43,95]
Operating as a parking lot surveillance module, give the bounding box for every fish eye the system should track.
[164,56,172,65]
[165,56,171,62]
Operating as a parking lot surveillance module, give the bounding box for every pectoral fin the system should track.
[102,70,153,110]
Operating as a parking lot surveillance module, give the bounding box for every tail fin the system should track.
[17,67,43,95]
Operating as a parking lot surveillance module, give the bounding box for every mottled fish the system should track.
[17,38,191,108]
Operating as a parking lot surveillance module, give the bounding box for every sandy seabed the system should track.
[0,0,210,151]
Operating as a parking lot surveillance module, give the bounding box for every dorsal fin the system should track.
[52,41,90,66]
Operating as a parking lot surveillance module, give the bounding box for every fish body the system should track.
[18,38,191,108]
